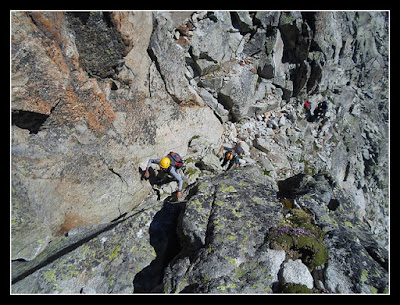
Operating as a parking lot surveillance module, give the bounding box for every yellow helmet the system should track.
[159,157,171,169]
[226,152,234,160]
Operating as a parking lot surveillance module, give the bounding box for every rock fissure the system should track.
[12,110,49,134]
[203,186,218,249]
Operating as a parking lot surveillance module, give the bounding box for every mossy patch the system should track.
[279,283,313,293]
[280,198,293,209]
[269,208,327,270]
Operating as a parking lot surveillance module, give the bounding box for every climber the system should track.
[144,152,184,199]
[304,100,312,122]
[217,143,244,171]
[314,101,328,121]
[304,100,328,123]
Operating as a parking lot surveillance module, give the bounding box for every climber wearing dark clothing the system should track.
[304,101,328,123]
[314,101,328,121]
[217,143,244,171]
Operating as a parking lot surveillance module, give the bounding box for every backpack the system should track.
[234,143,244,155]
[168,152,183,169]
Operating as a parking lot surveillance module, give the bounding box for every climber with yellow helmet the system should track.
[144,152,184,199]
[217,143,244,171]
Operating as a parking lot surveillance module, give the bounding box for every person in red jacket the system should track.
[304,100,312,122]
[304,100,328,123]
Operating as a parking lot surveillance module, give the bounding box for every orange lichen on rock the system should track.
[12,11,116,133]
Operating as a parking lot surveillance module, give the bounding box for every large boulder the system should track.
[281,259,314,290]
[148,13,203,105]
[160,168,388,294]
[189,11,242,65]
[218,62,259,121]
[161,165,285,293]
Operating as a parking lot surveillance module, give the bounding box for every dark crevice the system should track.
[199,52,218,64]
[102,12,114,28]
[343,161,351,182]
[230,12,255,36]
[206,12,218,23]
[133,201,183,293]
[68,12,91,25]
[147,47,168,93]
[306,60,323,94]
[186,47,201,78]
[203,187,218,248]
[301,12,316,32]
[364,245,388,272]
[108,167,126,185]
[12,110,49,134]
[180,283,200,293]
[277,173,309,200]
[327,199,340,211]
[217,92,237,122]
[147,47,162,78]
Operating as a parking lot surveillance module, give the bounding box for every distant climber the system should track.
[217,143,244,171]
[314,101,328,121]
[304,100,312,122]
[304,100,328,123]
[144,152,184,199]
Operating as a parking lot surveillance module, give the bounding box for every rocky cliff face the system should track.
[11,11,223,261]
[11,11,388,294]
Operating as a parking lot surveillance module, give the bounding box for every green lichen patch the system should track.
[108,246,121,260]
[219,184,237,193]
